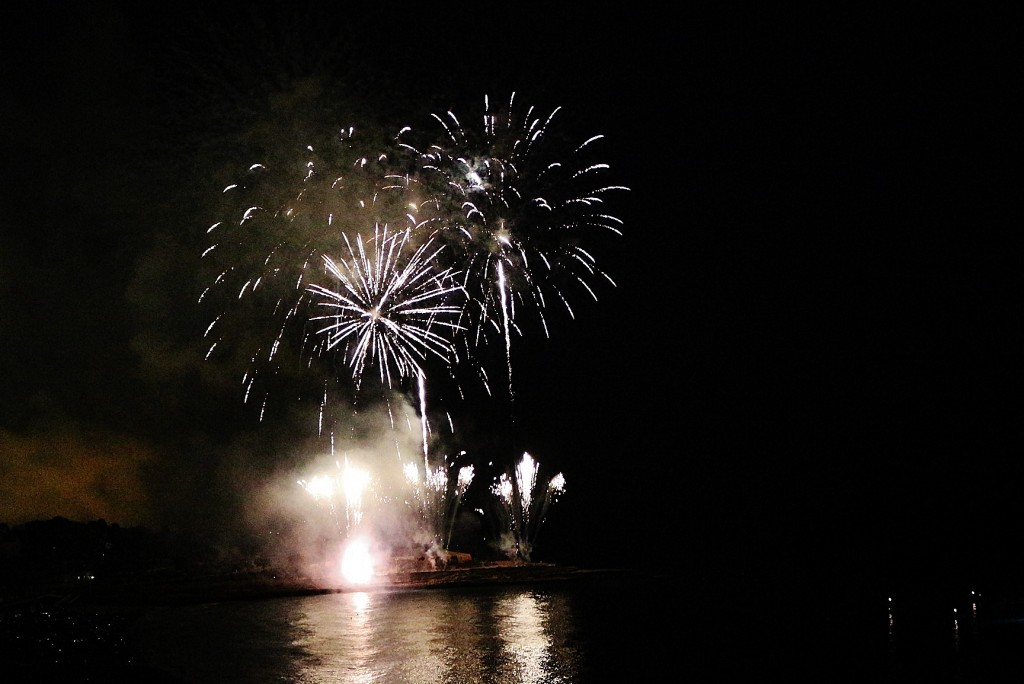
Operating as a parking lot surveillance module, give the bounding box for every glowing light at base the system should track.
[340,537,375,585]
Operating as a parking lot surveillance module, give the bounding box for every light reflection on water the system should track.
[138,585,584,684]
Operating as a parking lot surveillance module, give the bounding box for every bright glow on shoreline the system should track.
[340,537,374,585]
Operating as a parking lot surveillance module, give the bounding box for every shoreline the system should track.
[75,562,638,608]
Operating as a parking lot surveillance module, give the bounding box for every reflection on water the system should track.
[138,585,584,683]
[494,592,576,683]
[288,591,380,683]
[884,586,983,658]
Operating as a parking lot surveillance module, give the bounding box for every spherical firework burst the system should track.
[306,224,466,391]
[390,93,630,376]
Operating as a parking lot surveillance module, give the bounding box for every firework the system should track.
[446,464,475,549]
[403,458,475,551]
[491,452,565,561]
[203,96,627,411]
[307,224,466,391]
[391,92,630,397]
[298,458,373,534]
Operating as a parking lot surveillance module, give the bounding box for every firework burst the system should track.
[307,224,466,391]
[390,93,630,392]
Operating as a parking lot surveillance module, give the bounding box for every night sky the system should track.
[1,5,1016,587]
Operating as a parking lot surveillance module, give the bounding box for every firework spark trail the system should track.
[340,459,371,531]
[515,452,539,548]
[530,470,565,548]
[446,464,475,549]
[418,372,429,471]
[306,224,466,391]
[498,261,513,400]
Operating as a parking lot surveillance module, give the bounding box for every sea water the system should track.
[131,570,1024,682]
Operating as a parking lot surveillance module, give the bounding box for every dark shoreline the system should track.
[67,561,641,608]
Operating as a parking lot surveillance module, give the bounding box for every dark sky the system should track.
[0,5,1017,583]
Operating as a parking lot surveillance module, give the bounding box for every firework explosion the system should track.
[202,93,624,568]
[391,92,630,399]
[307,224,465,391]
